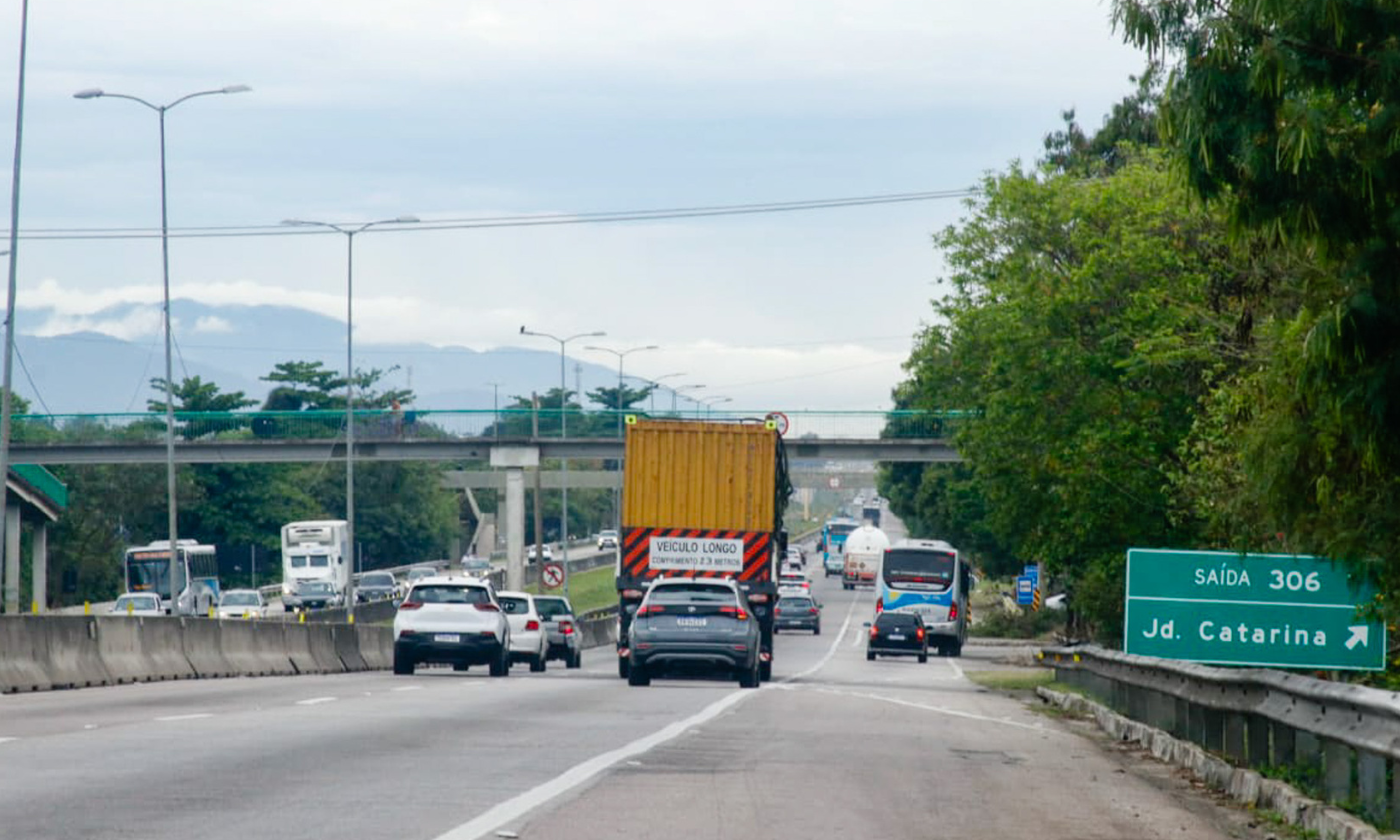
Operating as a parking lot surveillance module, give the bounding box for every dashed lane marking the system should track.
[154,714,214,722]
[296,696,337,706]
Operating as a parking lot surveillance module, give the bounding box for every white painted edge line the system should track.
[296,696,337,706]
[433,581,863,840]
[390,685,422,692]
[431,688,755,840]
[154,713,214,722]
[812,686,1056,733]
[0,737,17,744]
[946,657,965,680]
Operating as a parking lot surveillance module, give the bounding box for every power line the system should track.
[5,187,978,242]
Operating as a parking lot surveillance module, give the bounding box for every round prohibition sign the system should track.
[766,412,790,437]
[542,562,565,589]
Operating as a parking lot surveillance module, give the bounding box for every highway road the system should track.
[0,527,1266,840]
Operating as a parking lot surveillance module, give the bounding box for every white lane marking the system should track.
[296,696,337,706]
[784,587,862,683]
[0,737,17,744]
[154,713,213,722]
[812,686,1055,733]
[391,685,422,692]
[946,657,965,680]
[431,688,756,840]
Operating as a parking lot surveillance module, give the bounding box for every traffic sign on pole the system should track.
[1124,548,1385,670]
[542,562,565,590]
[1015,576,1035,606]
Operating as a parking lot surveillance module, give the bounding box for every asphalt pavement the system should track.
[0,522,1265,840]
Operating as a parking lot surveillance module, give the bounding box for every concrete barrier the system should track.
[0,617,52,693]
[332,624,367,671]
[40,616,112,690]
[218,619,295,676]
[134,617,199,681]
[93,617,148,684]
[578,614,618,650]
[356,625,391,670]
[305,623,343,673]
[280,622,321,674]
[179,618,236,679]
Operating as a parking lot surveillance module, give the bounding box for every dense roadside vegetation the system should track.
[880,1,1400,679]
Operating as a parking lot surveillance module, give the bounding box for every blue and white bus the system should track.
[819,516,860,577]
[124,539,220,616]
[876,539,969,657]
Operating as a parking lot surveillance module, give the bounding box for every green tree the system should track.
[147,375,256,413]
[1042,65,1162,175]
[586,384,653,412]
[1114,0,1400,618]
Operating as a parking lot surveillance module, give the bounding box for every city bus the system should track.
[876,539,970,657]
[123,539,220,616]
[818,515,860,577]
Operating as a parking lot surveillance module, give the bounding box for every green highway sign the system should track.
[1125,548,1386,671]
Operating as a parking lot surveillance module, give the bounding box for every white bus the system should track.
[123,539,220,616]
[280,520,351,601]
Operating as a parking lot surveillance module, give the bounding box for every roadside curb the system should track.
[1035,686,1400,840]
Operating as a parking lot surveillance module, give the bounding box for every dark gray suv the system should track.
[626,578,761,688]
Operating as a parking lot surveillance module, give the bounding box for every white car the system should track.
[497,590,549,672]
[596,530,619,550]
[526,545,554,564]
[777,572,811,597]
[110,592,163,617]
[216,589,269,619]
[392,576,511,677]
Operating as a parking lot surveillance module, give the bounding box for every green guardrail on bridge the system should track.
[5,409,974,448]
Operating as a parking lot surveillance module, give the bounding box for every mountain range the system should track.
[11,301,623,415]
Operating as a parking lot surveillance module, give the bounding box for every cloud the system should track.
[193,315,234,334]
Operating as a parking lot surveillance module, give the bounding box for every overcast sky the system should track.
[0,0,1145,411]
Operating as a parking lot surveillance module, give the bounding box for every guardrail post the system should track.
[1392,759,1400,831]
[1223,712,1247,763]
[1246,715,1269,769]
[1356,751,1387,825]
[1322,739,1353,804]
[1273,721,1296,765]
[1173,696,1190,739]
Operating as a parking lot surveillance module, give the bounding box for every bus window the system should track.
[882,548,955,591]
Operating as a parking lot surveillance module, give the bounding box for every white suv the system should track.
[497,591,549,672]
[393,576,511,677]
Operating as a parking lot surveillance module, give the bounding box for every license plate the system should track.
[434,633,461,643]
[887,633,905,641]
[676,617,708,628]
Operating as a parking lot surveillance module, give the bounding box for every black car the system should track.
[626,578,761,688]
[866,611,928,663]
[284,580,342,611]
[773,595,821,634]
[356,571,398,602]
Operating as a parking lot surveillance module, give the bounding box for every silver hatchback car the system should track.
[533,595,582,669]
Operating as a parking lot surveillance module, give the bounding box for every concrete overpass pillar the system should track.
[30,522,46,613]
[490,446,538,592]
[2,504,17,614]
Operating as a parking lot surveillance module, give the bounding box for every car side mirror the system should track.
[862,621,872,628]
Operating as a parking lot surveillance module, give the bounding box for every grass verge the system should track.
[965,669,1055,692]
[525,564,616,614]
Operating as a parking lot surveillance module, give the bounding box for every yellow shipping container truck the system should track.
[614,418,792,681]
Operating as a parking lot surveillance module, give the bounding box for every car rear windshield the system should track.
[875,612,921,628]
[361,574,394,586]
[647,584,736,605]
[777,598,814,609]
[534,598,571,619]
[221,593,258,606]
[882,549,955,590]
[499,596,530,614]
[409,585,489,605]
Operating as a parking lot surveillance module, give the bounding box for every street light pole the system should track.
[673,383,705,413]
[520,326,604,600]
[584,344,658,435]
[645,372,685,414]
[699,395,733,418]
[283,216,419,621]
[75,83,250,615]
[486,381,503,438]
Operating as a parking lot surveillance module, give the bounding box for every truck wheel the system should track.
[530,653,546,673]
[947,640,963,658]
[393,651,414,676]
[567,650,582,669]
[489,649,509,677]
[627,662,650,686]
[759,660,772,682]
[453,663,469,672]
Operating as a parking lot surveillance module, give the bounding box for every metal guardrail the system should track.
[1041,644,1400,827]
[5,408,970,449]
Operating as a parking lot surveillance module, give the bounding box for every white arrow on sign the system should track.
[1345,625,1370,650]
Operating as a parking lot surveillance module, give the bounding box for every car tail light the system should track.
[399,601,422,610]
[622,589,645,599]
[774,608,783,616]
[636,604,665,616]
[525,620,540,631]
[875,598,883,613]
[869,626,879,639]
[731,644,748,651]
[475,603,500,612]
[720,606,749,621]
[916,627,926,641]
[399,629,417,637]
[809,608,819,615]
[560,621,574,635]
[948,602,958,621]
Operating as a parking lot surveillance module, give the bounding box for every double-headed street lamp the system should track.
[584,344,658,434]
[520,326,605,597]
[75,84,250,613]
[672,383,705,412]
[283,216,420,620]
[645,372,686,413]
[699,395,733,417]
